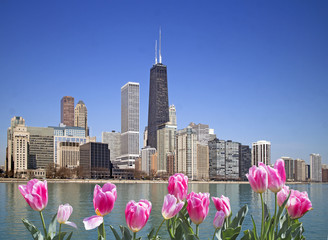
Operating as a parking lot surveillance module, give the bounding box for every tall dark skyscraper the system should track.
[61,96,74,126]
[147,30,169,149]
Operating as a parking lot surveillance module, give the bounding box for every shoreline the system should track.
[0,178,317,185]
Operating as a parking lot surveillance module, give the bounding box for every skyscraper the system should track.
[281,156,294,181]
[310,153,322,182]
[61,96,74,126]
[102,131,121,164]
[119,82,139,168]
[147,30,169,149]
[74,100,88,136]
[252,140,271,166]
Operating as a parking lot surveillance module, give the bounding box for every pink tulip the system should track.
[186,192,210,225]
[83,183,117,230]
[162,194,185,220]
[125,199,152,232]
[18,179,48,211]
[277,185,290,207]
[168,173,188,202]
[212,195,231,218]
[246,163,268,194]
[213,211,225,229]
[287,190,312,219]
[57,204,77,228]
[264,159,286,193]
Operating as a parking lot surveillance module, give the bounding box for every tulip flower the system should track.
[213,210,225,229]
[287,190,312,219]
[83,183,117,230]
[57,204,77,228]
[277,185,290,207]
[125,199,152,233]
[187,192,210,225]
[246,163,268,194]
[264,159,286,193]
[162,194,184,220]
[168,173,188,202]
[212,195,231,218]
[19,179,48,212]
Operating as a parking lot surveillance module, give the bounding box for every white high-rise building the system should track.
[252,140,271,166]
[119,82,140,168]
[310,153,322,182]
[13,125,30,175]
[141,147,156,175]
[74,100,88,136]
[102,131,121,164]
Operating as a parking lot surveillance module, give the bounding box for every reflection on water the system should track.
[0,182,327,239]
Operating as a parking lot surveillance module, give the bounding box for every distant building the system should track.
[176,126,198,180]
[102,131,121,164]
[57,142,80,169]
[252,140,271,166]
[281,157,294,181]
[157,105,177,174]
[13,125,30,176]
[166,152,175,176]
[74,100,88,136]
[80,142,111,179]
[189,122,214,146]
[240,145,251,180]
[141,147,156,175]
[208,138,240,180]
[294,159,306,182]
[27,127,54,170]
[322,164,328,182]
[310,153,322,182]
[305,164,310,181]
[197,144,209,180]
[143,127,148,148]
[61,96,74,126]
[151,152,158,175]
[119,82,139,169]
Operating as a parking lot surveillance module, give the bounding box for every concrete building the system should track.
[175,126,198,180]
[166,152,175,176]
[74,100,88,136]
[151,152,158,176]
[141,147,156,175]
[57,142,80,169]
[102,131,121,164]
[13,125,30,176]
[208,138,240,180]
[252,140,271,166]
[80,142,111,179]
[310,153,322,182]
[281,157,294,181]
[239,145,251,180]
[147,33,169,149]
[305,164,310,181]
[157,104,177,174]
[119,82,140,169]
[61,96,74,126]
[143,127,148,148]
[322,164,328,182]
[188,122,214,146]
[197,144,209,180]
[294,159,306,182]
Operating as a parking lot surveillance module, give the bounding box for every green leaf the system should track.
[97,236,105,240]
[230,205,248,229]
[47,213,57,240]
[221,226,242,240]
[110,225,122,240]
[65,232,73,240]
[22,218,44,240]
[147,227,155,239]
[52,232,67,240]
[120,225,132,240]
[250,216,258,240]
[98,223,105,238]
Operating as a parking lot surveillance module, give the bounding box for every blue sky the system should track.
[1,0,327,166]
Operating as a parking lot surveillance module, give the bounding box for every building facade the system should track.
[61,96,74,126]
[239,145,251,180]
[252,140,271,166]
[74,100,88,136]
[294,159,306,182]
[310,153,322,182]
[281,157,294,181]
[197,144,209,180]
[57,142,80,169]
[102,131,121,164]
[141,147,156,175]
[13,125,30,176]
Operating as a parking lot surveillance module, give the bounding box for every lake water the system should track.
[0,182,327,239]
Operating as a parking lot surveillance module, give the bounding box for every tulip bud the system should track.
[287,190,312,219]
[277,185,290,207]
[186,192,210,225]
[212,195,231,218]
[162,194,184,220]
[246,163,268,194]
[168,173,188,202]
[57,204,77,228]
[213,211,225,229]
[19,179,48,212]
[125,199,152,232]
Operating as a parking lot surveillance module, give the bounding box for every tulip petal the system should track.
[65,221,78,229]
[83,215,103,230]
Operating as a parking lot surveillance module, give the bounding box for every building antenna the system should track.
[155,40,158,64]
[159,27,162,63]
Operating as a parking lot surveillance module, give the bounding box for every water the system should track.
[0,182,327,239]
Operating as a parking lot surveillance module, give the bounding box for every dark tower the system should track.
[147,29,169,149]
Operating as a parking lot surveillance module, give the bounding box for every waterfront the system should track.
[1,182,327,239]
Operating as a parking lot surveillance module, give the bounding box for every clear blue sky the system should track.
[1,0,327,166]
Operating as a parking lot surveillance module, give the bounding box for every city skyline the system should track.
[1,1,328,165]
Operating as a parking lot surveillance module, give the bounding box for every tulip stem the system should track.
[103,221,106,240]
[154,219,165,238]
[59,223,62,240]
[133,232,136,240]
[39,211,47,237]
[260,193,264,238]
[196,224,199,238]
[273,193,278,238]
[212,228,218,240]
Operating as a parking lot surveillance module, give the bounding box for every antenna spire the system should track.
[155,40,158,64]
[159,27,162,63]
